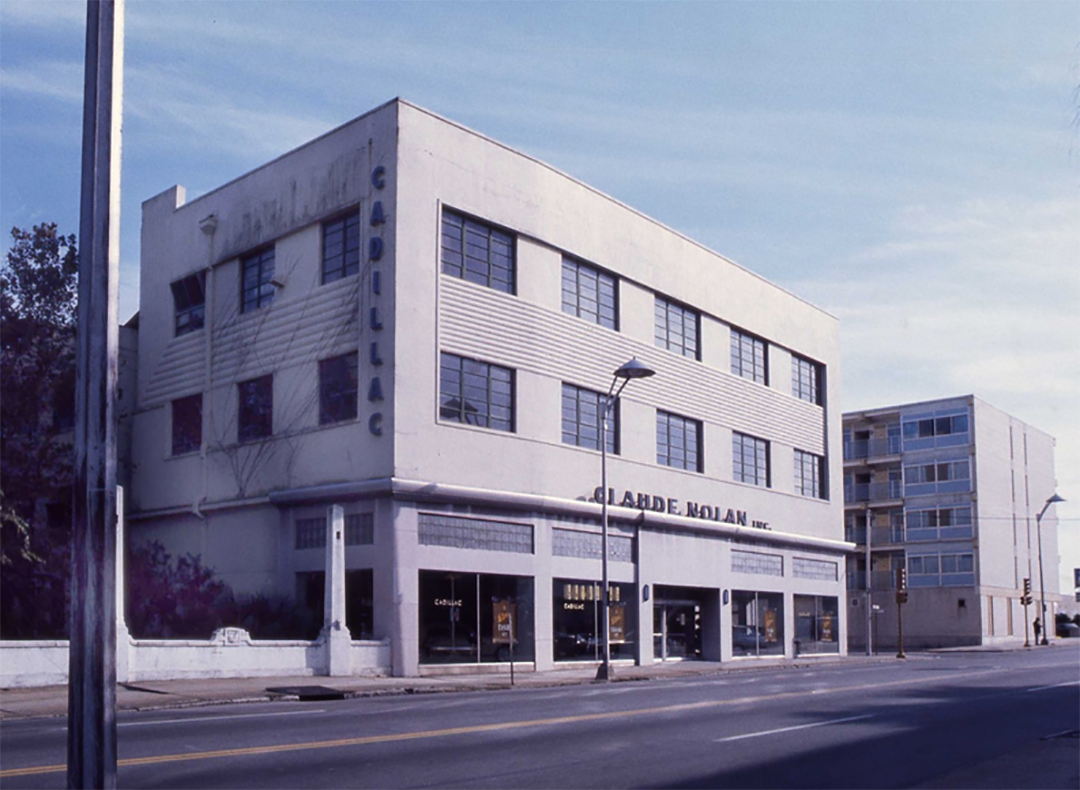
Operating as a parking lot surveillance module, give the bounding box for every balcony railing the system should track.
[844,480,903,504]
[843,436,902,461]
[845,570,899,591]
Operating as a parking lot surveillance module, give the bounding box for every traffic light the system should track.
[895,567,908,604]
[1021,578,1032,606]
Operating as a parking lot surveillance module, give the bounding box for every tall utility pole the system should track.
[68,1,124,787]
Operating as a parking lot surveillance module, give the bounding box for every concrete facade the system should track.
[843,395,1061,650]
[128,99,848,676]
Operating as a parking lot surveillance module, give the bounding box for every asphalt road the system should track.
[2,649,1077,789]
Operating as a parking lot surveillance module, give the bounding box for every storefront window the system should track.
[731,589,784,656]
[295,569,374,640]
[794,594,839,654]
[419,571,534,664]
[553,578,636,661]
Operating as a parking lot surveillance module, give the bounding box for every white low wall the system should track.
[0,629,391,688]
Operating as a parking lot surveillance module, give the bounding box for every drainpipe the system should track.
[196,214,217,525]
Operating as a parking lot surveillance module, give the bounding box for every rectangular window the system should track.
[654,297,699,359]
[440,210,514,294]
[319,352,359,425]
[171,393,202,456]
[791,355,821,404]
[345,513,374,545]
[733,431,769,487]
[241,247,275,313]
[171,271,206,337]
[731,590,784,656]
[561,258,617,329]
[322,210,361,284]
[656,410,702,472]
[731,329,767,384]
[561,383,616,453]
[238,374,273,443]
[794,449,825,499]
[554,578,637,662]
[295,517,326,550]
[439,352,514,432]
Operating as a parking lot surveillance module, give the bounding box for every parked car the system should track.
[1055,622,1079,638]
[732,625,765,651]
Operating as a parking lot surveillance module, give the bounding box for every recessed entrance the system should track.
[653,585,713,660]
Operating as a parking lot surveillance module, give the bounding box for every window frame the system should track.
[321,208,362,284]
[240,246,276,314]
[171,393,202,456]
[561,383,617,454]
[791,354,822,405]
[440,209,515,294]
[237,374,273,443]
[794,449,825,499]
[319,352,359,425]
[654,296,700,360]
[171,271,206,337]
[731,328,768,385]
[733,431,770,487]
[561,257,618,330]
[439,352,515,433]
[656,410,703,472]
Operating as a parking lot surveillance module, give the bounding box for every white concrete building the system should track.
[128,99,847,676]
[843,395,1061,650]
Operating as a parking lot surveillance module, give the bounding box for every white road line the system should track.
[1026,680,1080,693]
[716,714,874,743]
[118,709,325,727]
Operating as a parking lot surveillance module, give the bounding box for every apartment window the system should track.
[905,460,970,484]
[439,352,514,432]
[733,431,769,487]
[791,355,821,405]
[656,410,702,472]
[902,413,969,440]
[319,352,359,425]
[731,329,767,384]
[562,384,616,453]
[322,210,361,284]
[241,247,276,313]
[562,258,617,329]
[441,210,514,294]
[909,552,975,586]
[654,296,699,359]
[171,393,202,456]
[171,271,206,337]
[906,506,973,541]
[794,449,825,499]
[238,374,273,443]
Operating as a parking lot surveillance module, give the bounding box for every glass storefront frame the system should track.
[731,589,785,656]
[794,594,839,654]
[553,578,636,661]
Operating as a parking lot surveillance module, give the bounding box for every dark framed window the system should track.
[319,352,358,425]
[731,329,767,384]
[562,258,617,329]
[654,296,699,359]
[171,271,206,336]
[657,410,702,472]
[171,393,202,456]
[322,210,361,284]
[441,210,514,294]
[733,431,769,487]
[791,355,821,405]
[439,352,514,432]
[241,247,275,313]
[794,449,825,499]
[562,383,616,453]
[238,374,273,443]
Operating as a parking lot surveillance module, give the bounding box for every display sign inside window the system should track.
[492,600,516,645]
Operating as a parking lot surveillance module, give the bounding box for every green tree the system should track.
[0,223,78,638]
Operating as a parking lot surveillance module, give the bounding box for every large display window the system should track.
[419,571,535,664]
[731,589,784,656]
[794,594,839,654]
[553,578,636,661]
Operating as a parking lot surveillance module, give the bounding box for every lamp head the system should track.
[614,358,656,380]
[1047,493,1065,505]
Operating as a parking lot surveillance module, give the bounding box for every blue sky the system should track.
[2,0,1078,591]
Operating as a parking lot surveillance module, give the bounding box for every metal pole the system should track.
[69,1,123,787]
[1036,512,1048,646]
[596,394,612,681]
[896,597,905,659]
[865,513,872,656]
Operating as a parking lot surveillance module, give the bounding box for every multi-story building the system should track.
[843,396,1061,650]
[127,98,847,676]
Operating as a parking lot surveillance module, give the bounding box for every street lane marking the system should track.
[1026,680,1080,693]
[0,667,1017,779]
[119,709,326,727]
[716,714,874,742]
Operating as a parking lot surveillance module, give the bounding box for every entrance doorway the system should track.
[653,585,713,660]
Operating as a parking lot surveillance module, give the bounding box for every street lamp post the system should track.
[595,358,656,682]
[1036,493,1065,646]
